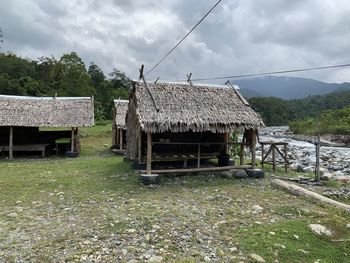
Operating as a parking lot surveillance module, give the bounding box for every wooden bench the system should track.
[1,144,49,157]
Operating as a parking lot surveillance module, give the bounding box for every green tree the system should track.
[52,52,94,97]
[0,73,25,95]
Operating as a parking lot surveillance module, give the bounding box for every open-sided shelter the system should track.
[0,95,94,159]
[126,81,265,174]
[112,99,128,150]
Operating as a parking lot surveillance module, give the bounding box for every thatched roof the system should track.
[0,95,94,127]
[130,81,264,133]
[113,99,128,129]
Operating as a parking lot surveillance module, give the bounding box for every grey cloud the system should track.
[0,0,349,83]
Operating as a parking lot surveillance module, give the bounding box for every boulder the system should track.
[233,169,247,179]
[320,173,333,181]
[308,224,332,236]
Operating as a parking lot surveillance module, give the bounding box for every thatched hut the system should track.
[112,99,128,149]
[126,81,265,174]
[0,94,94,159]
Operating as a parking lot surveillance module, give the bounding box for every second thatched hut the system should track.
[112,99,128,150]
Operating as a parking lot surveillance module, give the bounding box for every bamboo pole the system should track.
[71,127,75,152]
[271,179,350,213]
[146,132,152,175]
[9,127,13,160]
[138,129,142,164]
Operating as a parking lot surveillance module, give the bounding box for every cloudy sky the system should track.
[0,0,349,83]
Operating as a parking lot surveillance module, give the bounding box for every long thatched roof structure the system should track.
[0,95,94,127]
[128,81,264,133]
[113,99,128,129]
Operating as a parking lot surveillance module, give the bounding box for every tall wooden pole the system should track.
[146,132,152,175]
[251,129,256,169]
[9,126,13,160]
[315,119,321,181]
[71,127,75,152]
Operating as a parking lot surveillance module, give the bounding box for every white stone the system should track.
[248,253,266,263]
[252,205,264,213]
[149,256,163,263]
[229,247,238,253]
[308,224,332,236]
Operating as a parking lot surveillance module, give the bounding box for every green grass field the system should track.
[0,124,349,262]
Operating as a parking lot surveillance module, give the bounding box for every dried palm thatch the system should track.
[113,99,128,129]
[0,95,94,127]
[129,81,264,133]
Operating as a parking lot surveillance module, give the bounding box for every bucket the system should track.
[218,153,230,166]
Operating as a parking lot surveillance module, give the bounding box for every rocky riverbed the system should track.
[257,127,350,180]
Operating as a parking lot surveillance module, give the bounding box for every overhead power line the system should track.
[175,63,350,82]
[144,0,222,77]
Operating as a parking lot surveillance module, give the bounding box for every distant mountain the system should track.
[233,75,350,99]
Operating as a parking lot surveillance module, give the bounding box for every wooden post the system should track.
[120,129,123,150]
[138,130,142,164]
[251,129,256,169]
[284,144,288,172]
[240,144,244,165]
[146,132,152,175]
[315,134,321,181]
[261,144,264,168]
[71,127,75,152]
[315,119,321,181]
[225,133,230,154]
[197,144,201,168]
[272,145,276,172]
[9,127,13,160]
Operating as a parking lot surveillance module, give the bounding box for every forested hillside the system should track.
[0,52,131,121]
[249,90,350,127]
[290,106,350,135]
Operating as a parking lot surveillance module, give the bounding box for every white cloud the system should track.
[0,0,349,83]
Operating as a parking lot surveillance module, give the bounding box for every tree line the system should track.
[248,89,350,134]
[0,52,131,121]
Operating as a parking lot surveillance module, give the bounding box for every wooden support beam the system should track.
[115,126,119,146]
[271,179,350,213]
[240,144,244,165]
[141,165,251,174]
[71,127,75,152]
[251,129,256,169]
[146,132,152,175]
[9,126,13,160]
[197,144,201,168]
[225,133,230,154]
[119,129,123,150]
[138,129,142,164]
